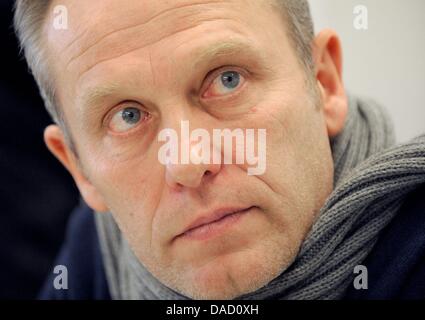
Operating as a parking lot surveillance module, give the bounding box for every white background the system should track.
[309,0,425,142]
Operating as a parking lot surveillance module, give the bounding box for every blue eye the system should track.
[221,71,240,89]
[109,105,147,133]
[121,107,141,124]
[203,70,245,98]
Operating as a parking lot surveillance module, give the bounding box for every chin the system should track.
[170,245,293,300]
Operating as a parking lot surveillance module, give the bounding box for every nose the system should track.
[165,141,222,189]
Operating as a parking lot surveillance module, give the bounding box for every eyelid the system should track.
[200,66,249,99]
[103,101,150,136]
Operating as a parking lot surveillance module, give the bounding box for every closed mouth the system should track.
[177,206,256,241]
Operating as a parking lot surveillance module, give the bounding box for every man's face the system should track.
[45,0,336,299]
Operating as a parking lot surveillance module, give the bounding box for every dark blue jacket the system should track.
[39,184,425,300]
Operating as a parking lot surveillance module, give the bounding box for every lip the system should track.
[176,206,255,241]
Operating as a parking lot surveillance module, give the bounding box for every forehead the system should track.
[46,0,275,63]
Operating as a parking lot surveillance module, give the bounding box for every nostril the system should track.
[204,171,212,176]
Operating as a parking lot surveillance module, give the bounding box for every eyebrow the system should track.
[79,82,121,112]
[191,40,267,71]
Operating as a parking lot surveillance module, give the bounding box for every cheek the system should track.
[250,90,334,226]
[82,150,167,249]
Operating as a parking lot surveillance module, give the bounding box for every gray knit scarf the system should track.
[95,95,425,300]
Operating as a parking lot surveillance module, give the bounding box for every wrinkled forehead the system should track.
[45,0,274,70]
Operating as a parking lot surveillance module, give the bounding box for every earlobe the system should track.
[320,85,348,138]
[313,29,348,138]
[44,125,109,212]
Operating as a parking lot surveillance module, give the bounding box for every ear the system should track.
[313,29,348,138]
[44,125,109,212]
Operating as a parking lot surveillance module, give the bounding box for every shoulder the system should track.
[38,201,111,300]
[344,183,425,300]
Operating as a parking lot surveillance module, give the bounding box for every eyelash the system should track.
[103,102,151,136]
[200,66,249,99]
